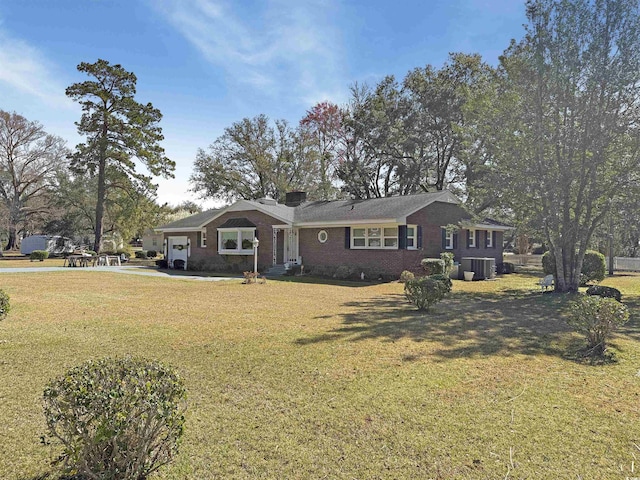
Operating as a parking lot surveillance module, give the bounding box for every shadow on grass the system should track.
[295,289,595,360]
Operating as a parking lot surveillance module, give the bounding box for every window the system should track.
[317,230,328,243]
[444,231,454,249]
[352,225,398,249]
[406,225,417,249]
[486,230,493,248]
[201,229,207,248]
[218,228,256,254]
[152,237,157,247]
[468,229,476,248]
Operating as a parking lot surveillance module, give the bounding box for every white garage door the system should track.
[168,236,188,269]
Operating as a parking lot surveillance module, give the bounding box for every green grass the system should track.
[0,271,639,479]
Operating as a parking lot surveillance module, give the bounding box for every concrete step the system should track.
[265,264,287,276]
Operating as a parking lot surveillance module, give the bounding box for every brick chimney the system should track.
[285,191,307,207]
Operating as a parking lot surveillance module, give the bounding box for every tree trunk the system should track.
[94,157,106,253]
[5,225,16,251]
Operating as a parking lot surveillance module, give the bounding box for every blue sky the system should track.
[0,0,527,208]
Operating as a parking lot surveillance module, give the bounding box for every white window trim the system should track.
[218,227,256,255]
[200,228,207,248]
[445,231,454,250]
[486,230,493,248]
[406,225,417,250]
[351,224,399,249]
[468,228,476,248]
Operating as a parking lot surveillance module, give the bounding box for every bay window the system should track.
[218,228,256,254]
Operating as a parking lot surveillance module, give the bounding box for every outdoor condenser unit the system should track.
[460,257,496,280]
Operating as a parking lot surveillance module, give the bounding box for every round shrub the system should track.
[497,262,516,274]
[542,251,555,275]
[173,259,185,270]
[135,250,148,259]
[43,357,187,480]
[30,250,49,261]
[581,250,606,285]
[146,250,157,258]
[586,285,622,302]
[567,296,629,357]
[421,258,445,275]
[404,276,451,311]
[156,259,168,269]
[0,289,10,320]
[399,270,415,283]
[542,250,605,285]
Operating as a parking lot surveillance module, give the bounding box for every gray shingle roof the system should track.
[294,191,457,223]
[157,209,221,230]
[155,191,463,231]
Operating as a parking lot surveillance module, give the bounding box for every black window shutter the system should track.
[254,229,259,240]
[475,230,480,248]
[453,232,458,249]
[417,225,422,249]
[197,231,202,247]
[441,228,447,249]
[492,231,497,249]
[344,227,351,249]
[398,225,407,249]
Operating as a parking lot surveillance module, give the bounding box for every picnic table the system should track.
[64,255,96,267]
[96,254,121,266]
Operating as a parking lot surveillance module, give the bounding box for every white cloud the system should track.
[0,30,75,110]
[150,0,347,108]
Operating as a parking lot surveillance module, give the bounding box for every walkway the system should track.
[0,265,240,282]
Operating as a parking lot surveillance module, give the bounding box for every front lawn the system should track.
[0,271,638,479]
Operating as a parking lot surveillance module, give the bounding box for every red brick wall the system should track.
[168,210,284,271]
[298,202,505,277]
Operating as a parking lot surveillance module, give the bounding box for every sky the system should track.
[0,0,527,209]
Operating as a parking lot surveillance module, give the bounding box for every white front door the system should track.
[168,236,188,269]
[283,228,299,264]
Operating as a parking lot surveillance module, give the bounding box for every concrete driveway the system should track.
[0,265,240,282]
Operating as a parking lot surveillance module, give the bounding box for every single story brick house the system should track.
[155,190,511,278]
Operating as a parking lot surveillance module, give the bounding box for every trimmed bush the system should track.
[497,262,516,274]
[404,275,451,311]
[156,259,168,269]
[146,250,157,258]
[586,285,622,302]
[399,270,415,283]
[135,250,147,259]
[429,273,453,291]
[581,251,606,285]
[542,251,555,275]
[173,259,185,270]
[421,258,445,275]
[0,289,10,320]
[567,296,629,357]
[333,265,355,280]
[43,357,187,480]
[542,250,606,285]
[30,250,49,261]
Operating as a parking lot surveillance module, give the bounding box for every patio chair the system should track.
[538,274,554,292]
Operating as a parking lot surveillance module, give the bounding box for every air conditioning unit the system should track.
[460,257,496,280]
